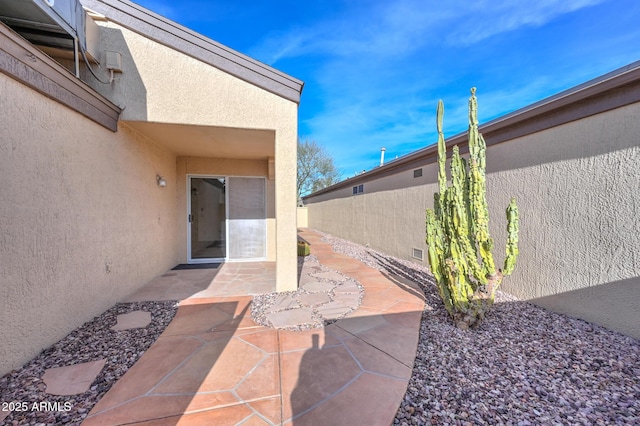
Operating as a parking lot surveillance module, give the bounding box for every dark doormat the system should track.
[172,263,221,270]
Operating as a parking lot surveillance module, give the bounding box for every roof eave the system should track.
[81,0,304,103]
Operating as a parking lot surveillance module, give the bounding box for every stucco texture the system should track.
[87,20,299,291]
[0,75,177,375]
[297,207,309,228]
[307,102,640,339]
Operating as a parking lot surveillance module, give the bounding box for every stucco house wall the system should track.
[0,0,302,375]
[305,69,640,339]
[84,17,299,290]
[0,74,178,375]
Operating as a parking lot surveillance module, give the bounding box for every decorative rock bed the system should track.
[0,301,177,426]
[316,231,640,426]
[1,231,638,425]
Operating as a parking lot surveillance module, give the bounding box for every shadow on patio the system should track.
[82,229,425,425]
[83,298,286,425]
[285,308,423,425]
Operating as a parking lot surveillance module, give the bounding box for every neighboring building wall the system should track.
[0,75,178,375]
[306,101,640,339]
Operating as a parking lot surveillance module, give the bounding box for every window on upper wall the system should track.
[352,184,364,195]
[413,168,423,178]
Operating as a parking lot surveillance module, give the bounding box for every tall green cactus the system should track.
[426,88,519,329]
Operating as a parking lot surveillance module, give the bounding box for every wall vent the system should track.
[413,168,423,178]
[412,247,424,260]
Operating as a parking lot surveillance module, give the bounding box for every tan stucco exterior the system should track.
[0,4,300,375]
[306,101,640,339]
[297,207,309,228]
[0,74,178,375]
[86,20,299,292]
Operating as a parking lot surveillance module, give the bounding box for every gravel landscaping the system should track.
[250,254,364,331]
[318,230,640,426]
[1,231,638,426]
[0,301,177,426]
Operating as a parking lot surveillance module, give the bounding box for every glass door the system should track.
[188,176,226,262]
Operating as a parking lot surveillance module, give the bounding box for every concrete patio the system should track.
[80,229,425,425]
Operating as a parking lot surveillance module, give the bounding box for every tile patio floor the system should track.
[83,229,425,425]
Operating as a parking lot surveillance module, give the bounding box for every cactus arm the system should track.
[467,88,496,277]
[450,148,486,285]
[468,87,479,157]
[427,206,455,315]
[439,260,456,314]
[503,198,519,276]
[478,133,487,174]
[425,208,443,284]
[436,100,447,200]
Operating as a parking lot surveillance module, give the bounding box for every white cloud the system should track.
[250,30,317,64]
[248,0,624,176]
[249,0,606,64]
[446,0,607,45]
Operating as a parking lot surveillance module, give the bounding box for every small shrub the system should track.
[297,241,310,256]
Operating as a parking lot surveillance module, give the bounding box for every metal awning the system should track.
[0,0,86,51]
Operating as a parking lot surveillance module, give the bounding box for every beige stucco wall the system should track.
[307,102,640,339]
[86,21,299,291]
[297,207,309,228]
[0,75,178,375]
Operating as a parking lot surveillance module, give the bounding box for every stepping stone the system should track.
[300,265,322,275]
[266,307,315,328]
[311,271,346,281]
[297,292,331,307]
[42,359,106,395]
[302,281,336,293]
[111,311,152,330]
[299,273,319,285]
[269,293,300,312]
[333,280,361,294]
[316,301,352,320]
[334,293,361,309]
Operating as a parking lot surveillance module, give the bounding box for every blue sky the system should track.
[134,0,640,178]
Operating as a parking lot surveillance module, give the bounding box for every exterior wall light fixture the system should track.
[157,175,167,187]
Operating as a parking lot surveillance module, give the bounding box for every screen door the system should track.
[227,177,266,260]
